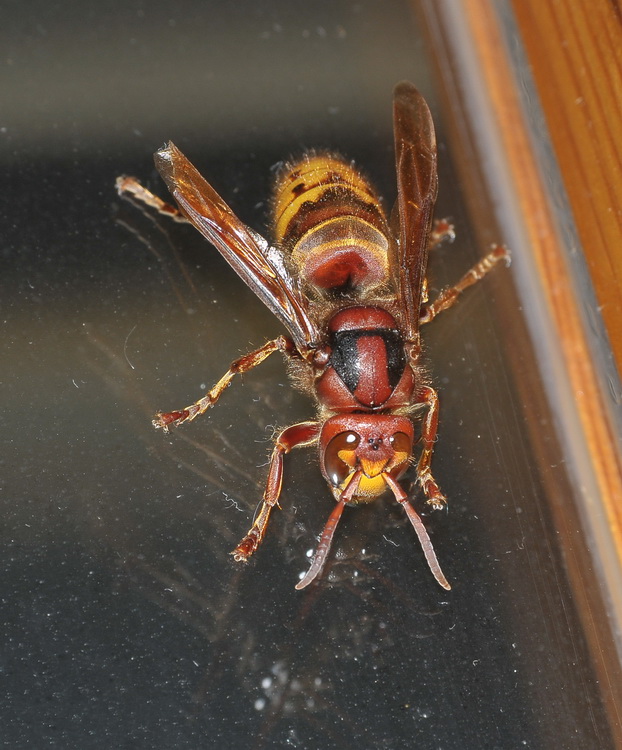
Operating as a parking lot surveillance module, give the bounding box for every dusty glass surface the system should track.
[2,1,619,748]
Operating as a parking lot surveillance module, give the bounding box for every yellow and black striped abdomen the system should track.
[273,154,390,293]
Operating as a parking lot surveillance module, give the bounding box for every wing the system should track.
[392,82,438,343]
[154,142,320,353]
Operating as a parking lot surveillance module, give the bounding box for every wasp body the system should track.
[117,82,508,590]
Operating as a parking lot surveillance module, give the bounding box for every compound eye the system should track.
[389,431,411,453]
[389,431,411,468]
[324,431,360,487]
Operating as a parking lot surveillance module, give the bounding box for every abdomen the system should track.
[273,154,391,294]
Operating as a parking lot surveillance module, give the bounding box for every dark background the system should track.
[2,1,618,748]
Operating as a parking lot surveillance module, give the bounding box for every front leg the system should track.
[154,335,296,431]
[416,386,446,510]
[232,421,320,561]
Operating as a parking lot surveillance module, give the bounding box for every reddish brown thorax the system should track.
[315,306,416,411]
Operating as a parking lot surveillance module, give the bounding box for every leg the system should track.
[420,220,457,305]
[428,218,456,250]
[154,335,296,430]
[420,244,510,324]
[232,421,321,562]
[416,386,446,510]
[116,175,188,223]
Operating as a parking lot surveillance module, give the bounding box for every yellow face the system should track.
[323,428,412,504]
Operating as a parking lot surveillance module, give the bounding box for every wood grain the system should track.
[419,0,622,737]
[511,0,622,370]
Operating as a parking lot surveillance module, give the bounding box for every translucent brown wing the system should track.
[392,82,438,343]
[154,142,320,353]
